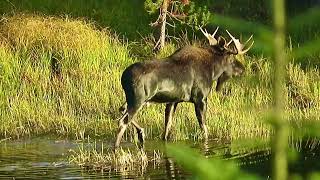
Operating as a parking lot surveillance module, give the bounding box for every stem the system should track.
[272,0,288,179]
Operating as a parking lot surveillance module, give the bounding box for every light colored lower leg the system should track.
[163,104,175,141]
[202,125,208,140]
[114,124,127,148]
[117,113,128,126]
[164,119,172,140]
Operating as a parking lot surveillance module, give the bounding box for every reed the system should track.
[68,143,163,173]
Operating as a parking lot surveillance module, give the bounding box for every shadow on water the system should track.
[1,137,320,179]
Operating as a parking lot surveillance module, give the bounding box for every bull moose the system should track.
[115,27,254,148]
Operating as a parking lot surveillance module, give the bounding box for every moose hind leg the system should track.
[194,99,209,141]
[163,103,177,141]
[114,103,143,148]
[115,114,128,149]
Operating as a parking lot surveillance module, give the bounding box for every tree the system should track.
[144,0,210,51]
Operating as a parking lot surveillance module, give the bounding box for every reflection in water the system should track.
[1,137,320,179]
[164,157,188,179]
[0,138,87,179]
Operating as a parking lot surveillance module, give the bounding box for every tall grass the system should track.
[0,0,153,40]
[0,14,133,138]
[0,14,319,142]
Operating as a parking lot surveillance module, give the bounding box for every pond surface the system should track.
[1,137,320,179]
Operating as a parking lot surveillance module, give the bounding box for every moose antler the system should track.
[226,30,254,55]
[199,26,219,45]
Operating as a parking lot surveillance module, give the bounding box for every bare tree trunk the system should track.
[158,0,169,50]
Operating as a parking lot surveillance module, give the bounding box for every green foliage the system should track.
[184,2,211,28]
[144,0,211,29]
[144,0,163,14]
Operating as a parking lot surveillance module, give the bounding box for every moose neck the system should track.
[209,47,230,81]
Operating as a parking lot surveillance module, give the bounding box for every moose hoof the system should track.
[162,134,169,141]
[137,128,145,144]
[113,144,120,153]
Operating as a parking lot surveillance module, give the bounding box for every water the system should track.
[1,137,320,179]
[0,137,191,179]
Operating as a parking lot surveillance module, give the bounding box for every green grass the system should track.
[0,0,153,40]
[0,14,319,142]
[0,14,133,138]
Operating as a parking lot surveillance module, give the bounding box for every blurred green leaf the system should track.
[287,148,299,164]
[309,172,320,180]
[229,138,270,156]
[292,38,320,59]
[167,144,260,180]
[212,14,271,35]
[208,14,274,55]
[288,7,320,34]
[290,119,320,137]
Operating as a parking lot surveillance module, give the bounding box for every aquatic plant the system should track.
[68,143,162,173]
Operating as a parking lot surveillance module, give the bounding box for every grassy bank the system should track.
[0,14,133,138]
[0,14,319,141]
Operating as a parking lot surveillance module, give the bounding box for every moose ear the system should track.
[217,36,226,47]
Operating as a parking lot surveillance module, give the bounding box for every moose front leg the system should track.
[163,103,178,141]
[194,99,209,141]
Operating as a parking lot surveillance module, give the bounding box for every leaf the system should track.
[207,14,274,55]
[167,144,260,180]
[292,38,320,59]
[288,7,320,33]
[290,119,320,137]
